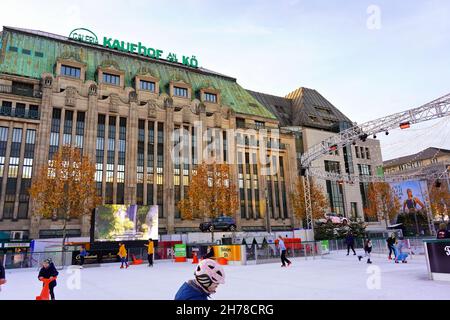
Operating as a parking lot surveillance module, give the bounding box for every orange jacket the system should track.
[118,245,127,258]
[145,241,154,254]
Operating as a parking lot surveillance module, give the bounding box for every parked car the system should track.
[199,216,237,232]
[317,212,349,224]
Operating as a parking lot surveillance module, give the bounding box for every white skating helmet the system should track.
[194,259,225,287]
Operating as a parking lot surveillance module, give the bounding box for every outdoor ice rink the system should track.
[2,251,450,300]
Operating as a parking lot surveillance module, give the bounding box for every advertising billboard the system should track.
[94,205,158,241]
[390,180,429,214]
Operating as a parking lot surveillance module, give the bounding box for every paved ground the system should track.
[1,251,449,300]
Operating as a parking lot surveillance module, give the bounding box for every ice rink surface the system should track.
[1,251,449,300]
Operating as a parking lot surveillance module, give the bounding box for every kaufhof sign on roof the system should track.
[68,28,199,68]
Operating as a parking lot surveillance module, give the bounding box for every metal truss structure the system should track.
[300,93,450,169]
[300,93,450,238]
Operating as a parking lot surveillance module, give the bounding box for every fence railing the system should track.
[1,237,432,270]
[0,84,42,98]
[245,241,327,264]
[325,237,433,256]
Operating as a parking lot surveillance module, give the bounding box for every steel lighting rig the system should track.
[299,92,450,238]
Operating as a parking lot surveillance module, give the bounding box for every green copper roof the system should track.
[0,27,276,120]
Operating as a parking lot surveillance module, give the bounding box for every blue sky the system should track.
[1,0,449,160]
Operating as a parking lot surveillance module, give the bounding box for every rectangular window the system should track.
[173,86,188,98]
[63,110,73,146]
[140,80,155,92]
[10,128,22,158]
[75,112,85,152]
[61,65,81,78]
[3,178,16,219]
[355,146,360,158]
[15,103,26,118]
[103,73,120,85]
[204,92,217,103]
[35,51,44,57]
[24,129,36,159]
[1,101,12,116]
[8,46,18,52]
[0,127,8,157]
[236,118,246,129]
[22,49,31,55]
[29,105,39,119]
[365,147,370,159]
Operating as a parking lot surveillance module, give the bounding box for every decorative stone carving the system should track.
[148,100,157,118]
[109,93,120,113]
[214,111,222,127]
[164,96,173,109]
[100,59,121,70]
[60,51,82,62]
[88,84,98,96]
[65,86,77,107]
[129,91,138,103]
[43,76,53,88]
[137,66,159,78]
[198,102,206,114]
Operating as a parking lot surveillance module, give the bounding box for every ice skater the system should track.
[144,239,154,267]
[79,246,88,268]
[118,242,128,269]
[174,259,225,300]
[345,232,356,256]
[277,235,292,267]
[394,238,409,263]
[358,238,372,264]
[203,246,215,259]
[437,222,450,239]
[38,258,59,300]
[386,233,397,260]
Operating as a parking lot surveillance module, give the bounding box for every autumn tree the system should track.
[366,182,401,228]
[429,181,450,221]
[30,145,101,251]
[290,176,328,226]
[177,162,239,241]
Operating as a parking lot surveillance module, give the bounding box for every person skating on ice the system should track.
[38,258,59,300]
[436,222,450,239]
[118,242,128,269]
[345,232,356,256]
[393,238,409,263]
[174,258,225,300]
[144,239,154,267]
[358,238,372,264]
[277,235,292,267]
[386,233,397,260]
[79,246,88,268]
[203,246,215,259]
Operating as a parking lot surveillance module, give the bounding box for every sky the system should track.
[1,0,449,160]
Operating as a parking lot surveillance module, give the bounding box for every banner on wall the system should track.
[213,245,242,261]
[174,244,187,258]
[94,205,159,241]
[390,180,429,214]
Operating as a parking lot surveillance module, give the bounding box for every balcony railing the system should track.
[0,84,42,98]
[0,106,40,120]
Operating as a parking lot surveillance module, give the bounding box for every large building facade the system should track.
[249,88,384,223]
[0,26,384,239]
[0,27,299,238]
